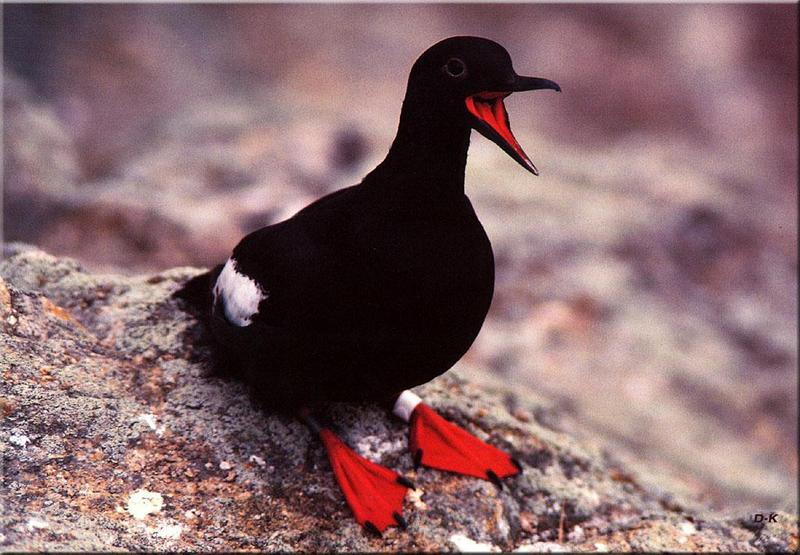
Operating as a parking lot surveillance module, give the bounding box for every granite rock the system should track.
[1,247,797,551]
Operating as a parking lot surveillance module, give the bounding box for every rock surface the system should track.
[1,246,797,552]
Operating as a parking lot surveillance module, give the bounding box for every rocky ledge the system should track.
[0,246,797,552]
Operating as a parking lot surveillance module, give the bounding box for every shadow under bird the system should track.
[175,36,560,534]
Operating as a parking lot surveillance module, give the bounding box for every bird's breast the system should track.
[359,208,495,339]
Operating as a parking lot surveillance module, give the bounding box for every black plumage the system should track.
[176,36,559,412]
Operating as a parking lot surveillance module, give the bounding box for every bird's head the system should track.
[406,36,560,175]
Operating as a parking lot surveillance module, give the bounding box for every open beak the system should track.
[465,76,560,176]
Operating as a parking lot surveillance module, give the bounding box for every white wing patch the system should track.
[213,258,267,326]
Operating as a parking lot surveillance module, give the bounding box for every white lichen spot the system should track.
[567,524,585,543]
[6,315,17,325]
[594,542,610,552]
[679,521,697,535]
[249,454,266,467]
[355,434,403,459]
[155,521,183,540]
[127,489,164,520]
[184,510,196,520]
[584,489,601,507]
[449,534,500,552]
[26,517,49,531]
[514,542,567,552]
[138,413,157,429]
[219,460,233,471]
[137,413,165,436]
[408,488,427,510]
[9,434,30,448]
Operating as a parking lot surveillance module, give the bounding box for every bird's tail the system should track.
[173,263,245,378]
[172,263,224,314]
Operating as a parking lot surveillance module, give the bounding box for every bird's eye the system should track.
[443,58,467,78]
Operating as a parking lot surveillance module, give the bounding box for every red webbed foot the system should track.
[319,429,413,535]
[393,391,522,488]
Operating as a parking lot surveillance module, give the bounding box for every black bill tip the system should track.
[513,76,561,93]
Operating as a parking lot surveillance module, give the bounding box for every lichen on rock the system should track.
[1,246,797,552]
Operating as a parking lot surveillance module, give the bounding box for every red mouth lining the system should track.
[465,92,534,169]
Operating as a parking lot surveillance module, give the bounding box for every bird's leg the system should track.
[298,408,413,535]
[392,391,522,489]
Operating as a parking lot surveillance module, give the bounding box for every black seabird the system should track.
[176,36,560,534]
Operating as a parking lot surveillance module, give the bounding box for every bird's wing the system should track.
[217,185,384,332]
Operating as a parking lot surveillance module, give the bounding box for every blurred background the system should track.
[3,4,797,516]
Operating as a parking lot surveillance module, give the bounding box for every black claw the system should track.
[397,476,416,490]
[413,449,423,470]
[486,469,503,490]
[364,520,382,537]
[393,511,408,530]
[511,457,523,472]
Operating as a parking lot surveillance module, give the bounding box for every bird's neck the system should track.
[366,95,471,203]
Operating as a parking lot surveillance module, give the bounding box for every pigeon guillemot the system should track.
[176,36,559,535]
